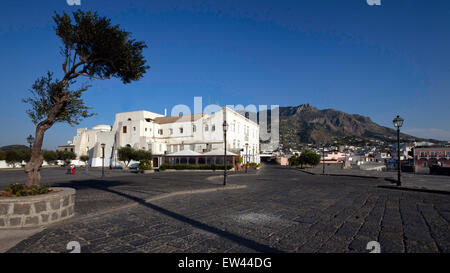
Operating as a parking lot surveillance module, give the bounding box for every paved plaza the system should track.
[2,164,449,253]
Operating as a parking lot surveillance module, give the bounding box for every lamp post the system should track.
[101,143,106,178]
[322,145,325,175]
[393,115,404,186]
[26,134,34,154]
[223,120,229,186]
[245,143,249,174]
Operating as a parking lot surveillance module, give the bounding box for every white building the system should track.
[66,107,260,168]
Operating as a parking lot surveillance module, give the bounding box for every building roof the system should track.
[203,148,238,156]
[153,113,205,124]
[168,149,202,156]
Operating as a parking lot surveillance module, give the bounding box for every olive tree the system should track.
[23,10,149,186]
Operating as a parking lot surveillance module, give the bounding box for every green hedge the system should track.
[159,163,233,171]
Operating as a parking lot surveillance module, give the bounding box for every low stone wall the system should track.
[0,188,75,229]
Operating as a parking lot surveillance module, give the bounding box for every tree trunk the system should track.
[24,125,47,186]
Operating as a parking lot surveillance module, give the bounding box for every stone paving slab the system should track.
[4,164,450,253]
[299,166,450,193]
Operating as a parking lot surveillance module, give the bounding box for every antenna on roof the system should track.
[164,108,167,116]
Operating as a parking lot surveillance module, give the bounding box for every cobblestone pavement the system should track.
[304,165,450,193]
[0,167,141,188]
[6,164,450,253]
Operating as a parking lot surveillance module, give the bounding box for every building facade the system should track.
[66,107,260,168]
[414,147,450,173]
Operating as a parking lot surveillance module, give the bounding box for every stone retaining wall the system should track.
[0,188,75,229]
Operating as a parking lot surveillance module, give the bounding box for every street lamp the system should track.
[223,120,229,186]
[101,143,106,178]
[393,115,404,186]
[26,134,34,153]
[322,145,326,175]
[245,143,249,174]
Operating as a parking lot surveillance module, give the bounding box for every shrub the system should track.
[79,155,90,164]
[5,150,23,167]
[135,150,152,161]
[2,183,51,197]
[56,150,77,165]
[138,159,153,170]
[290,150,321,168]
[43,150,58,164]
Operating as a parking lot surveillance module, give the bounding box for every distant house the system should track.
[414,146,450,173]
[57,143,75,153]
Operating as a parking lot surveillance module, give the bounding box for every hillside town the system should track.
[272,141,450,175]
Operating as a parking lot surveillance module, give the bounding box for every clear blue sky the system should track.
[1,0,449,149]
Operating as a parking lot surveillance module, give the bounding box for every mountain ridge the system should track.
[256,104,443,150]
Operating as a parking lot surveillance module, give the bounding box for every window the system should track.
[423,162,427,167]
[145,128,147,132]
[420,152,425,157]
[169,128,173,135]
[446,151,450,157]
[179,127,183,134]
[123,126,127,133]
[158,129,163,135]
[192,125,196,132]
[127,118,131,121]
[212,124,215,131]
[145,118,151,122]
[133,127,136,131]
[205,124,209,131]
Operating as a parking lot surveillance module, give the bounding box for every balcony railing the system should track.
[418,154,450,160]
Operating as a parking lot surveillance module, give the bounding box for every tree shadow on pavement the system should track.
[54,179,283,253]
[104,187,284,253]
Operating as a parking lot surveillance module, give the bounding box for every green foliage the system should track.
[18,150,31,163]
[56,150,77,164]
[0,151,6,160]
[159,164,233,171]
[301,150,321,167]
[138,159,153,171]
[118,147,152,167]
[43,150,58,163]
[53,9,149,84]
[237,157,243,164]
[118,146,135,167]
[22,72,94,126]
[79,155,90,163]
[289,150,321,168]
[3,183,51,197]
[5,150,30,167]
[134,149,152,161]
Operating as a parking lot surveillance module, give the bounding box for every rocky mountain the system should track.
[257,104,441,150]
[0,145,29,152]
